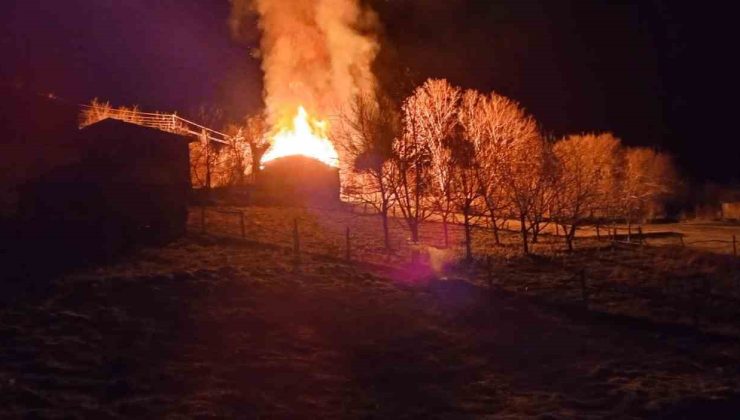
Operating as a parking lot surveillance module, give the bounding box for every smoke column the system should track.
[229,0,379,125]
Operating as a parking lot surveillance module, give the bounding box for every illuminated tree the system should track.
[221,124,250,186]
[526,141,558,244]
[391,87,435,250]
[416,79,462,247]
[339,93,400,251]
[483,94,542,254]
[466,92,541,253]
[189,105,227,189]
[619,147,678,230]
[553,132,622,250]
[242,112,270,181]
[455,90,488,259]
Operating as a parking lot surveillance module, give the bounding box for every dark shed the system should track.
[20,118,194,252]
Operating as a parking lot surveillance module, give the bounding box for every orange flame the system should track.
[262,106,339,167]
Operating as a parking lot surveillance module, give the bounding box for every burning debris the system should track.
[261,106,338,168]
[254,155,340,206]
[230,0,380,175]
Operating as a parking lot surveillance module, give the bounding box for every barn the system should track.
[19,118,194,253]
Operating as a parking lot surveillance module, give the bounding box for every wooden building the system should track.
[20,118,194,252]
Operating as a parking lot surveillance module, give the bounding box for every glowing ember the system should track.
[261,106,339,168]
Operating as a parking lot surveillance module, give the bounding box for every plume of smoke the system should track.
[229,0,379,126]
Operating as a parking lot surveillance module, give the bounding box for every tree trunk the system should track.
[565,224,577,251]
[463,205,473,261]
[442,215,449,248]
[381,210,390,252]
[410,221,420,263]
[489,206,500,245]
[249,143,269,182]
[520,212,529,254]
[531,221,540,243]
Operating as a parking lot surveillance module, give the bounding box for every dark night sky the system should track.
[1,0,736,183]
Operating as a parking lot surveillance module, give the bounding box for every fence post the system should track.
[293,218,300,263]
[239,212,245,239]
[733,234,737,257]
[638,226,644,246]
[580,270,588,307]
[596,224,600,240]
[346,226,351,262]
[486,255,494,302]
[612,227,617,246]
[201,206,206,234]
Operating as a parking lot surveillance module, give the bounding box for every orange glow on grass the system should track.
[261,106,339,167]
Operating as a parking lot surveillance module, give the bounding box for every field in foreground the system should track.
[1,206,739,418]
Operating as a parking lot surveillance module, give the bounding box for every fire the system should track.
[261,106,339,167]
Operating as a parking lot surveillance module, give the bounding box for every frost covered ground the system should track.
[1,205,739,418]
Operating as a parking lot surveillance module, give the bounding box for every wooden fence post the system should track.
[733,234,737,257]
[596,224,600,240]
[201,206,206,234]
[293,218,300,263]
[486,255,494,302]
[239,212,245,239]
[638,226,644,246]
[346,226,351,262]
[612,227,617,251]
[580,270,588,307]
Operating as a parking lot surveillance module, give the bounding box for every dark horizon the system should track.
[2,0,736,184]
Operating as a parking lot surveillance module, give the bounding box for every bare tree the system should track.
[481,93,542,254]
[391,87,435,254]
[417,79,462,247]
[221,124,250,186]
[553,133,622,250]
[339,93,400,251]
[189,106,226,190]
[526,141,558,244]
[619,147,677,234]
[242,113,270,181]
[456,90,488,259]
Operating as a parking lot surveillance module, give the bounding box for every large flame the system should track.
[261,106,339,167]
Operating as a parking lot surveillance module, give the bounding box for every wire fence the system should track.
[186,203,740,335]
[188,203,739,266]
[184,201,740,335]
[79,105,233,144]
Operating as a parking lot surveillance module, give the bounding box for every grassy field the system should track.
[1,204,739,417]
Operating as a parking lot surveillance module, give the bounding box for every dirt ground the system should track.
[1,206,739,418]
